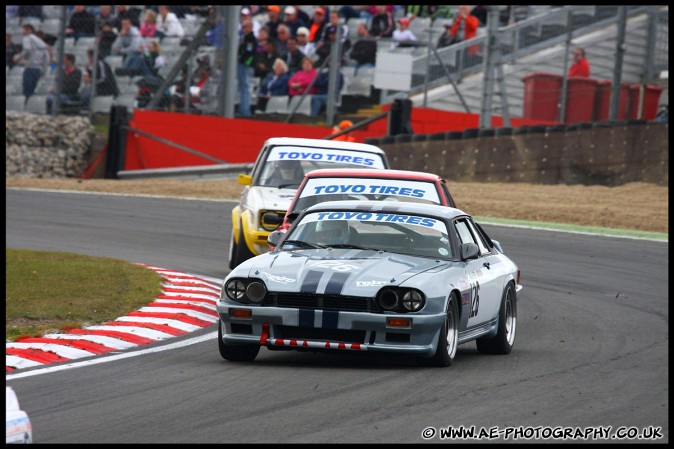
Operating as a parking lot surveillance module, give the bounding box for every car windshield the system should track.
[257,146,385,188]
[282,210,453,259]
[291,177,443,213]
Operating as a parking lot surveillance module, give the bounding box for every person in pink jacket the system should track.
[288,56,318,96]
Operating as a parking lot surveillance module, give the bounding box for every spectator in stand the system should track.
[264,5,283,41]
[283,6,305,38]
[256,57,291,112]
[12,24,49,103]
[97,21,117,59]
[6,32,22,69]
[283,36,305,74]
[65,5,96,41]
[567,47,590,78]
[143,39,166,77]
[448,5,480,57]
[254,39,279,79]
[391,17,417,49]
[332,120,356,141]
[310,59,344,116]
[327,10,349,51]
[111,18,143,75]
[274,24,291,56]
[288,56,318,97]
[349,23,377,75]
[296,26,315,58]
[369,5,396,39]
[139,9,158,38]
[170,54,211,112]
[239,7,261,38]
[291,5,312,27]
[46,53,82,114]
[405,5,437,21]
[255,26,271,56]
[18,5,43,22]
[314,25,348,68]
[237,18,257,116]
[112,5,140,29]
[470,5,488,27]
[156,5,185,40]
[80,47,119,108]
[436,23,455,48]
[96,5,115,30]
[308,7,328,43]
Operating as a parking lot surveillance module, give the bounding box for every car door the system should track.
[453,217,503,328]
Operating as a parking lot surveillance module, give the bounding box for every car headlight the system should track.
[402,290,424,312]
[377,288,425,313]
[224,278,267,304]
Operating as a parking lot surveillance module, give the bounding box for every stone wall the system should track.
[368,121,669,186]
[5,111,95,178]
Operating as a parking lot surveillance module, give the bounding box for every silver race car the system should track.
[217,200,522,367]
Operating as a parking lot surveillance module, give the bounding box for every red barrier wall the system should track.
[123,109,557,170]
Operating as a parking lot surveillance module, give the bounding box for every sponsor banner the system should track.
[303,211,448,233]
[267,146,386,168]
[301,178,441,203]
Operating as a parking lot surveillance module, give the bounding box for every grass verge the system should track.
[5,249,163,342]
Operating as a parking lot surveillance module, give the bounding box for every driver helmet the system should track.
[277,160,300,180]
[316,219,350,245]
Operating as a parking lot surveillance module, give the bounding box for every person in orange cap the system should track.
[333,120,355,141]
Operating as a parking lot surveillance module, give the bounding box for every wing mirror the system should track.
[461,242,479,260]
[237,174,252,186]
[267,230,285,248]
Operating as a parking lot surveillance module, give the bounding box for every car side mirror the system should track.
[237,174,252,186]
[267,230,284,248]
[461,242,479,260]
[286,212,299,224]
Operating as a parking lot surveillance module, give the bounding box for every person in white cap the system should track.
[283,5,306,37]
[156,5,184,39]
[390,17,417,49]
[240,7,261,38]
[295,26,315,58]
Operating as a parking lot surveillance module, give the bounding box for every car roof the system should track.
[304,200,468,220]
[263,137,387,155]
[303,168,443,181]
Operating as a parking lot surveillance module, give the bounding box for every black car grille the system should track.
[263,293,380,313]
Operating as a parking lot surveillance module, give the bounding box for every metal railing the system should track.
[380,5,664,104]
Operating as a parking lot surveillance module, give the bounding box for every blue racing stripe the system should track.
[324,271,351,295]
[322,310,339,329]
[299,309,315,328]
[301,270,323,293]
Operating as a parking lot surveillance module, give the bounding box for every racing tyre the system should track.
[419,293,459,367]
[218,320,260,362]
[232,223,255,268]
[228,227,238,270]
[476,282,517,355]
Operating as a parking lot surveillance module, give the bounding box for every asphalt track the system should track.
[5,189,669,444]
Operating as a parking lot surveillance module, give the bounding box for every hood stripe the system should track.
[298,308,315,328]
[324,271,351,295]
[301,270,323,293]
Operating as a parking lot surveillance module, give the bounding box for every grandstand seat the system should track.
[6,95,25,112]
[24,95,48,115]
[113,95,137,110]
[265,95,290,114]
[40,18,62,36]
[104,55,124,70]
[288,94,312,116]
[90,96,115,114]
[75,36,96,49]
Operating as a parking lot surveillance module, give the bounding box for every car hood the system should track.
[248,186,297,212]
[242,250,448,296]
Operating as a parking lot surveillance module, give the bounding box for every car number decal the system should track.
[306,260,362,272]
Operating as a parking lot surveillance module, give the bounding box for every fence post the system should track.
[105,105,128,179]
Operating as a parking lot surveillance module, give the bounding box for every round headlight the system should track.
[225,279,246,301]
[378,289,399,310]
[246,281,267,303]
[402,290,424,312]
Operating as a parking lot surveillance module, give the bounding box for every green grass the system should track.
[5,249,163,341]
